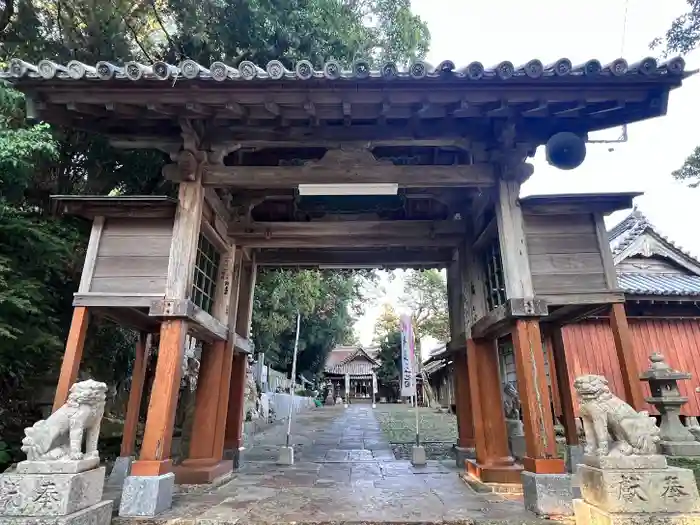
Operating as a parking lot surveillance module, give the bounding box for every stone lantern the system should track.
[639,352,700,456]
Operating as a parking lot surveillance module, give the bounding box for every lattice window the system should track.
[482,238,506,311]
[192,233,220,314]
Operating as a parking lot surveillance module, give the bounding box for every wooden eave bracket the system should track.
[149,299,228,342]
[471,297,548,339]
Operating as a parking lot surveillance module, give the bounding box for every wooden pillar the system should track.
[52,307,90,412]
[465,337,522,484]
[120,333,150,457]
[131,320,187,476]
[52,215,106,412]
[224,257,257,462]
[224,353,248,455]
[447,252,475,451]
[610,303,644,410]
[549,325,579,447]
[512,319,565,474]
[213,251,244,457]
[453,351,475,448]
[133,151,205,476]
[175,241,239,483]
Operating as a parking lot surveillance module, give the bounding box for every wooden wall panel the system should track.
[559,318,700,417]
[523,212,608,296]
[90,218,173,294]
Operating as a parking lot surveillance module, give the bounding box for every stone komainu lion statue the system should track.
[21,379,107,461]
[502,382,521,420]
[574,374,660,456]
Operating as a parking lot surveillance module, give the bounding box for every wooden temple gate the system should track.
[2,55,691,510]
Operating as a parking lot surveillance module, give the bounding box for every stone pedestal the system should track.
[662,440,700,456]
[522,472,576,516]
[565,444,584,474]
[277,446,294,465]
[505,419,526,460]
[455,446,475,468]
[0,465,111,525]
[510,436,526,461]
[411,446,426,466]
[573,454,700,525]
[118,473,175,517]
[105,456,133,488]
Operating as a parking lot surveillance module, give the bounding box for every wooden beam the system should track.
[166,165,205,299]
[228,220,467,248]
[201,163,496,189]
[594,213,618,289]
[495,178,534,299]
[471,298,548,339]
[73,292,165,308]
[78,216,104,292]
[256,248,452,267]
[149,299,229,342]
[234,334,253,354]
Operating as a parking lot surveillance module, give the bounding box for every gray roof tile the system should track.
[2,56,689,82]
[609,209,700,296]
[616,272,700,297]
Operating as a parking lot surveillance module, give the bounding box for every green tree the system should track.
[400,269,448,359]
[374,329,401,400]
[372,302,399,343]
[653,1,700,187]
[252,269,376,379]
[651,1,700,57]
[0,0,430,466]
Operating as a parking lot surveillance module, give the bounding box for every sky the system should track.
[353,0,700,350]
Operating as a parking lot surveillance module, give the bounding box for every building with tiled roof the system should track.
[324,345,378,403]
[427,208,700,417]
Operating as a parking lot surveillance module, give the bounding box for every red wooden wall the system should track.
[554,318,700,417]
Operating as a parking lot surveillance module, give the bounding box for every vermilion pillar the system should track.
[174,340,233,483]
[52,307,90,411]
[224,352,248,464]
[120,333,149,457]
[131,320,187,476]
[223,259,257,466]
[453,350,475,449]
[610,303,644,410]
[512,320,565,474]
[465,338,523,484]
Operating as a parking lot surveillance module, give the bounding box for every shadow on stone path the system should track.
[115,405,555,524]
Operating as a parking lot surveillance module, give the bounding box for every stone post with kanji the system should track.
[571,374,700,525]
[0,380,113,525]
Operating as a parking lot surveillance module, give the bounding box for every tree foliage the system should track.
[653,1,700,187]
[252,269,377,379]
[374,329,401,400]
[372,302,400,343]
[651,0,700,57]
[0,0,430,466]
[400,269,448,353]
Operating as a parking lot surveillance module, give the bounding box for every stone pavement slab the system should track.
[113,405,556,525]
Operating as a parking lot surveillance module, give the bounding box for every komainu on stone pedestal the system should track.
[574,374,660,457]
[0,380,113,525]
[572,374,700,525]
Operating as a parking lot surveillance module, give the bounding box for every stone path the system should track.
[115,405,554,524]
